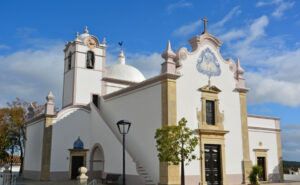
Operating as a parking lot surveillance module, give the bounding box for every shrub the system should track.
[249,165,263,185]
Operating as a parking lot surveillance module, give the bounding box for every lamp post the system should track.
[10,136,17,185]
[116,120,131,185]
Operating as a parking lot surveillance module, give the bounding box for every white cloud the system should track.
[0,45,10,50]
[246,73,300,106]
[219,29,246,42]
[0,41,64,107]
[172,19,202,37]
[0,39,163,108]
[211,6,241,29]
[256,0,294,19]
[272,1,294,18]
[281,124,300,161]
[167,1,192,15]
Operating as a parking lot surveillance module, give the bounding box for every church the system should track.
[23,23,284,185]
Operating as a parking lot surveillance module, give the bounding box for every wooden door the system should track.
[71,156,84,179]
[205,145,221,185]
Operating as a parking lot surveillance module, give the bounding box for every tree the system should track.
[0,109,10,161]
[0,98,44,174]
[155,117,199,185]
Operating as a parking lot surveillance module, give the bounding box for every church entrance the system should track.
[257,157,266,181]
[205,144,221,185]
[71,156,84,179]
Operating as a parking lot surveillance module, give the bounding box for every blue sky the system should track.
[1,0,300,161]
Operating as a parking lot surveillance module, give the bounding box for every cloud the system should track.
[281,123,300,161]
[0,41,64,107]
[172,19,202,37]
[167,1,192,15]
[256,0,294,19]
[0,45,10,50]
[272,1,294,18]
[0,38,163,108]
[219,29,246,42]
[211,6,241,29]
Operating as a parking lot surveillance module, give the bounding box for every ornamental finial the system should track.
[162,40,176,60]
[201,18,209,34]
[84,26,88,34]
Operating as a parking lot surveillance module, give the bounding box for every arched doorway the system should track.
[90,143,105,179]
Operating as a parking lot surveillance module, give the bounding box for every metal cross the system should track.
[201,18,209,33]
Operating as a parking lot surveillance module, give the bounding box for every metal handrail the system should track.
[87,179,97,185]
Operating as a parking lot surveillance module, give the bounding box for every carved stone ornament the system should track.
[85,37,97,49]
[196,47,221,78]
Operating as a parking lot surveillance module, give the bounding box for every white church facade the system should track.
[23,25,283,185]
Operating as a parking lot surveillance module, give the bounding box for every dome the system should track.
[106,51,145,83]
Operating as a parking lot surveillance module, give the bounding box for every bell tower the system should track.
[62,26,107,108]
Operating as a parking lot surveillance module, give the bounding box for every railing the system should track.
[0,173,17,185]
[87,179,97,185]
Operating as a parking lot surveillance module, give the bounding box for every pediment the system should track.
[198,84,221,94]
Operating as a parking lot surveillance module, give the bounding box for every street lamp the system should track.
[10,136,17,185]
[116,120,131,185]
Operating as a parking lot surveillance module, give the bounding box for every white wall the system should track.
[248,117,280,176]
[105,82,128,94]
[50,108,91,172]
[100,82,162,184]
[176,44,244,175]
[24,120,44,171]
[50,106,137,176]
[249,130,279,174]
[63,70,74,107]
[90,104,137,175]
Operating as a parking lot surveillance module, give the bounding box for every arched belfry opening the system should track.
[90,143,105,179]
[86,51,95,69]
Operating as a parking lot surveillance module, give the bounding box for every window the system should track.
[86,51,95,69]
[92,94,99,108]
[206,100,215,125]
[68,55,72,70]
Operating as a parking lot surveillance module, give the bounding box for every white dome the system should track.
[106,51,145,83]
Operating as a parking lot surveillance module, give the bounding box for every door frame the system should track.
[199,130,228,185]
[68,149,89,179]
[253,149,269,182]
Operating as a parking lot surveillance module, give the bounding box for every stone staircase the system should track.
[135,161,155,185]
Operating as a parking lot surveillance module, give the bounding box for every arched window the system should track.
[68,54,72,70]
[86,51,95,69]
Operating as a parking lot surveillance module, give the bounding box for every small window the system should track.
[92,94,99,108]
[206,100,215,125]
[68,55,72,70]
[86,51,95,69]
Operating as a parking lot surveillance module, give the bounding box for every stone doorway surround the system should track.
[197,84,229,185]
[68,149,89,179]
[254,149,269,182]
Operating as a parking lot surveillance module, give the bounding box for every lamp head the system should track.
[117,120,131,135]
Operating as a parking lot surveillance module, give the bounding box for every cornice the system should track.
[248,114,280,121]
[103,73,180,100]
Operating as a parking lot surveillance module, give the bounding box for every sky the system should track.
[0,0,300,161]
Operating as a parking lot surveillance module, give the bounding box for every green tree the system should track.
[155,117,199,185]
[0,98,44,174]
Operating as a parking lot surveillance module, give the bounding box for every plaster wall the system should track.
[50,106,137,176]
[75,69,102,104]
[176,44,244,175]
[89,104,137,175]
[100,82,162,184]
[248,117,277,129]
[105,82,128,94]
[50,108,91,172]
[248,129,279,175]
[63,70,74,107]
[24,120,44,171]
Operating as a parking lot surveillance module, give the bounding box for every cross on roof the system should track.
[201,18,209,34]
